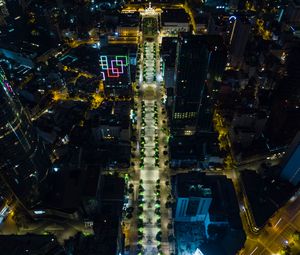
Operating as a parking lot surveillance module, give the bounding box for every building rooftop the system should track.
[173,172,243,229]
[118,12,139,27]
[161,8,190,24]
[88,101,131,129]
[169,133,222,163]
[240,170,294,227]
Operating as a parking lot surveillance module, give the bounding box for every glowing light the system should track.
[194,248,204,255]
[0,68,14,94]
[34,210,45,215]
[100,55,128,80]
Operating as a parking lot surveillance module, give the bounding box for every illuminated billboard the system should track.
[100,55,129,80]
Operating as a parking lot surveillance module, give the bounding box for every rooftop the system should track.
[161,8,190,24]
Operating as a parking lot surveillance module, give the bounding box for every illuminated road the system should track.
[140,91,160,254]
[241,194,300,255]
[125,6,172,254]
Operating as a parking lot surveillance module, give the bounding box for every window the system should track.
[186,199,199,216]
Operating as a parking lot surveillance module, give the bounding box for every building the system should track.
[171,33,225,136]
[173,172,242,229]
[280,132,300,186]
[169,133,224,169]
[110,12,139,45]
[229,110,267,149]
[0,67,50,209]
[172,33,210,136]
[265,45,300,147]
[286,0,300,25]
[229,18,250,67]
[0,234,65,255]
[160,9,190,36]
[173,172,245,254]
[0,0,9,26]
[161,37,177,90]
[99,46,132,97]
[240,170,294,229]
[173,173,212,222]
[90,101,131,143]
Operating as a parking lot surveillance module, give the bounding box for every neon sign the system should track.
[100,55,128,80]
[0,67,13,94]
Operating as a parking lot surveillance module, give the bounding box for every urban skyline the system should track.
[0,0,299,255]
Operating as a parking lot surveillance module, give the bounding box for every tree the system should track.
[156,231,162,241]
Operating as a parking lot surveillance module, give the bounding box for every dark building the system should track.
[171,33,226,136]
[172,34,209,136]
[265,45,300,147]
[99,46,132,97]
[161,37,177,90]
[286,0,300,25]
[229,18,250,67]
[0,234,65,255]
[0,67,50,209]
[240,170,294,229]
[169,132,224,169]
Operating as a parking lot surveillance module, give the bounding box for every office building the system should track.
[99,46,132,97]
[0,67,50,208]
[229,18,250,67]
[173,172,242,227]
[172,33,209,136]
[172,33,225,136]
[161,37,177,88]
[280,132,300,186]
[173,173,212,222]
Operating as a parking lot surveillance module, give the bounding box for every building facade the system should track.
[99,46,132,97]
[0,67,50,208]
[280,132,300,186]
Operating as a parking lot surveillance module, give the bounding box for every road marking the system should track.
[274,218,282,228]
[249,246,258,255]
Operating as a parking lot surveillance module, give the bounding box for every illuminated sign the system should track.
[229,16,237,21]
[0,67,14,94]
[100,55,129,80]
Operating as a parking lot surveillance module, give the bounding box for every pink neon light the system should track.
[4,81,13,93]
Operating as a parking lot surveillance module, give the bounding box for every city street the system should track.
[125,7,173,254]
[241,194,300,255]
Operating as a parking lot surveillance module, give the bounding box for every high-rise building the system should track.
[0,67,50,209]
[229,18,250,67]
[280,132,300,186]
[174,173,212,222]
[172,33,209,136]
[99,46,132,97]
[171,33,225,136]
